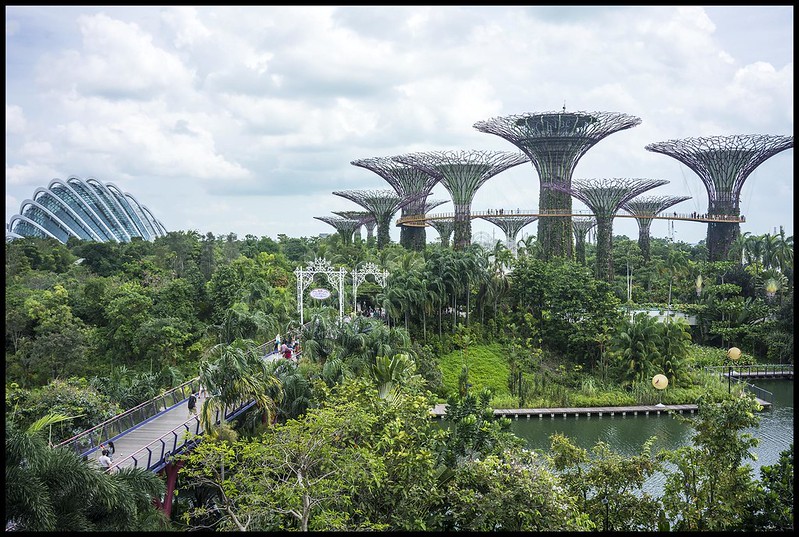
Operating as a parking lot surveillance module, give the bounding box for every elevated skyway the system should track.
[396,209,746,227]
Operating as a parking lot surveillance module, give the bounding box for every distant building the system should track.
[6,176,167,244]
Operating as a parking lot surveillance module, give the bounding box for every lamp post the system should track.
[727,347,741,393]
[652,374,668,407]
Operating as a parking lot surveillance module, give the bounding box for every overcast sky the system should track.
[5,6,793,247]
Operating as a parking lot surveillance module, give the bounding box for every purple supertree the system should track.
[351,156,441,251]
[474,110,642,260]
[332,189,412,249]
[621,195,691,262]
[333,210,376,242]
[645,134,793,261]
[394,150,529,250]
[314,216,361,245]
[478,214,539,256]
[571,217,597,266]
[546,178,668,282]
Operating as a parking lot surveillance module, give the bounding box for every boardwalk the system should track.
[430,399,773,420]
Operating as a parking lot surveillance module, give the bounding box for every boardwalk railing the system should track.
[55,378,203,457]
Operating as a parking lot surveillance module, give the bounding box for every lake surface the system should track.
[508,379,794,494]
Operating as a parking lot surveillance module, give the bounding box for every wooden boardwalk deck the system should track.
[430,398,772,419]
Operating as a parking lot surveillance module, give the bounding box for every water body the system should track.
[508,379,793,493]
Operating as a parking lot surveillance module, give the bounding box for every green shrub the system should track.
[489,394,519,409]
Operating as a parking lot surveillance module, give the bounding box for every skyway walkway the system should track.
[56,346,285,473]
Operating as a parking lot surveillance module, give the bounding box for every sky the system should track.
[5,6,794,247]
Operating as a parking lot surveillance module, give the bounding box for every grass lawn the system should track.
[438,343,511,399]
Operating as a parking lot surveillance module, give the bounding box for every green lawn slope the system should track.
[438,343,511,399]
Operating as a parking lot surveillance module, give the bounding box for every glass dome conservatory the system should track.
[6,176,167,243]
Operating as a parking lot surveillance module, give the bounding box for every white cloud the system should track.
[4,6,793,244]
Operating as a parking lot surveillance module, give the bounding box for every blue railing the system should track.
[56,378,202,457]
[109,399,257,473]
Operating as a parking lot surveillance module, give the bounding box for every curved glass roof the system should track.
[6,176,167,244]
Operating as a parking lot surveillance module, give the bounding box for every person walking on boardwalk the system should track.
[98,449,113,472]
[187,391,198,418]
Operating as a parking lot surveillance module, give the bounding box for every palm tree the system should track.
[5,413,167,531]
[198,340,283,430]
[369,353,416,399]
[728,231,751,266]
[611,313,662,387]
[658,250,689,314]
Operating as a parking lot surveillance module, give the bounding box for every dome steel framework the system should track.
[6,176,167,244]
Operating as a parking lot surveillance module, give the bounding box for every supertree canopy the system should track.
[479,214,539,256]
[351,156,441,251]
[622,195,691,262]
[571,216,597,266]
[394,150,529,250]
[427,216,455,248]
[474,110,642,261]
[332,210,376,241]
[645,134,793,261]
[314,216,361,245]
[546,177,668,282]
[332,189,410,250]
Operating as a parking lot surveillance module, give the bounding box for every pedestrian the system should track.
[107,441,115,459]
[98,449,112,472]
[187,391,198,418]
[280,341,292,360]
[274,333,281,352]
[198,382,208,399]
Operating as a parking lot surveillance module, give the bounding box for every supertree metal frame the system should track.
[427,217,455,248]
[546,177,668,282]
[314,216,361,245]
[351,156,441,251]
[474,110,642,261]
[622,195,691,262]
[479,214,539,256]
[332,210,376,242]
[332,189,410,250]
[571,217,597,266]
[645,134,793,261]
[394,150,529,250]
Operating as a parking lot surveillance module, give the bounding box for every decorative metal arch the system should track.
[351,262,389,314]
[294,258,346,325]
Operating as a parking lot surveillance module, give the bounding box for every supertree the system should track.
[332,189,410,250]
[478,214,539,256]
[571,217,597,266]
[313,216,361,245]
[427,217,455,248]
[333,210,376,242]
[645,134,793,261]
[546,178,668,282]
[351,156,441,251]
[474,110,642,260]
[621,195,691,262]
[394,150,529,250]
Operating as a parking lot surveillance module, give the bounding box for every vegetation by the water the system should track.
[5,227,794,531]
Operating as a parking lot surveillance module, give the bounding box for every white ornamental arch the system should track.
[294,258,346,324]
[351,262,389,313]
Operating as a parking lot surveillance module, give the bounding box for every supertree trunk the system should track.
[595,215,614,281]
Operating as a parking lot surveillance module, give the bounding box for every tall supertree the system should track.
[313,216,361,245]
[428,217,455,248]
[332,189,410,250]
[479,214,539,256]
[474,110,642,260]
[394,150,529,250]
[645,134,793,261]
[621,195,691,262]
[351,156,441,251]
[332,210,376,242]
[546,178,668,282]
[571,217,597,266]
